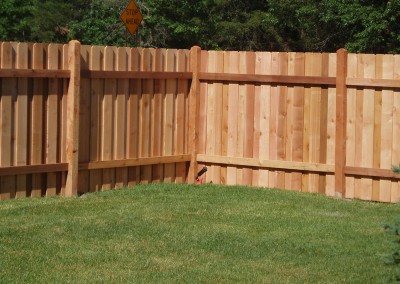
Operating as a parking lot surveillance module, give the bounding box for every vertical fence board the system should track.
[205,51,216,183]
[226,51,239,185]
[59,44,68,195]
[372,54,383,201]
[292,53,305,191]
[127,48,141,186]
[139,48,153,183]
[236,52,248,185]
[0,42,15,199]
[392,55,400,202]
[254,52,271,188]
[325,53,336,197]
[361,54,375,200]
[197,50,208,181]
[285,53,295,190]
[243,52,255,186]
[319,53,329,194]
[164,49,176,182]
[46,44,60,196]
[175,49,189,183]
[221,52,229,185]
[31,43,45,197]
[152,48,165,182]
[89,46,103,192]
[15,43,29,198]
[302,54,312,192]
[346,54,357,199]
[335,49,348,197]
[379,55,394,202]
[309,53,322,193]
[115,47,129,188]
[354,56,364,199]
[102,46,116,190]
[65,40,81,197]
[269,52,280,188]
[77,45,91,193]
[277,53,288,189]
[188,46,201,182]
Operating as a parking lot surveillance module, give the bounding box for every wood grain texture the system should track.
[163,49,176,183]
[15,43,29,198]
[127,48,141,186]
[0,42,16,199]
[65,40,81,197]
[226,51,239,185]
[175,49,189,183]
[392,55,400,202]
[101,46,116,190]
[254,52,271,188]
[46,44,60,196]
[76,45,91,194]
[89,46,103,192]
[115,47,129,188]
[345,53,357,199]
[31,43,45,197]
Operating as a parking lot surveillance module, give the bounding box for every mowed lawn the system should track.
[0,183,398,283]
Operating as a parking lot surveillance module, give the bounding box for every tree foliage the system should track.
[0,0,399,53]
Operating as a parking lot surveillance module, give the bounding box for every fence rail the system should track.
[0,41,399,202]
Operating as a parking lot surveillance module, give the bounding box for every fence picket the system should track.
[175,49,189,183]
[379,55,394,202]
[291,53,305,191]
[127,48,141,186]
[227,51,239,185]
[392,55,400,202]
[15,43,29,198]
[361,54,375,200]
[163,49,176,182]
[31,43,45,197]
[243,52,255,186]
[89,46,103,192]
[102,46,116,190]
[115,47,129,188]
[151,48,165,182]
[346,54,357,199]
[0,42,15,199]
[46,44,60,196]
[255,52,271,188]
[326,53,337,197]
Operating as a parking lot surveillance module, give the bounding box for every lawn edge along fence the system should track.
[0,41,399,202]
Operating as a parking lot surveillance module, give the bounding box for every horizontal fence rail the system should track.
[0,41,399,202]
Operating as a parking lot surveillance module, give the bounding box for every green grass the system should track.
[0,183,398,283]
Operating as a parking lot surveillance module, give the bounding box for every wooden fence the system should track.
[0,41,399,202]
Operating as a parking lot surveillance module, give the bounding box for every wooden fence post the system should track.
[335,48,348,197]
[65,40,81,196]
[188,46,201,183]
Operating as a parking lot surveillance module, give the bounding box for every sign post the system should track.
[120,0,143,45]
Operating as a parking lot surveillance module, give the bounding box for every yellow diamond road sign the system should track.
[120,0,143,35]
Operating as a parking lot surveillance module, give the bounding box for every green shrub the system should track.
[385,165,400,280]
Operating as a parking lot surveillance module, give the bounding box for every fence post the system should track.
[65,40,81,197]
[335,48,348,198]
[188,46,201,183]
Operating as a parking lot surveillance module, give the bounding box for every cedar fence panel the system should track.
[0,41,399,202]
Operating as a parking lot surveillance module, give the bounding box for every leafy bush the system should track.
[385,165,400,280]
